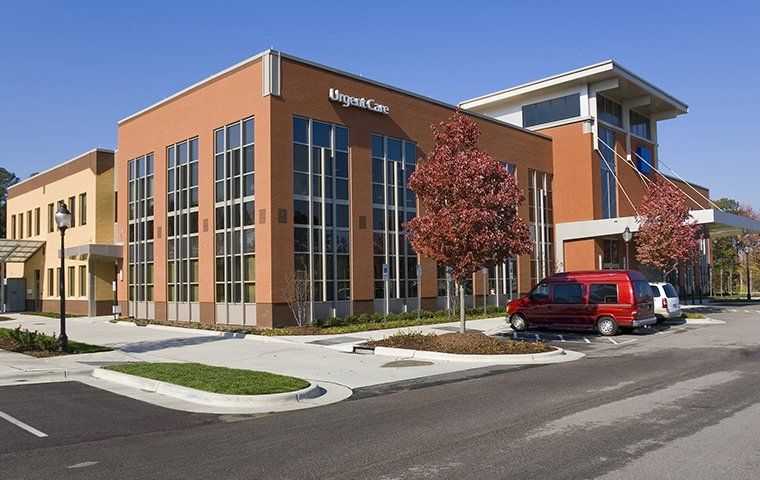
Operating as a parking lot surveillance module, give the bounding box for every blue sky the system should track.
[1,1,758,206]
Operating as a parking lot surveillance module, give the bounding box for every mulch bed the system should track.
[366,331,551,355]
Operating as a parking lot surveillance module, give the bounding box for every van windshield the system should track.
[633,280,653,302]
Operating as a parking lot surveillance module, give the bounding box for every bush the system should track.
[7,327,60,352]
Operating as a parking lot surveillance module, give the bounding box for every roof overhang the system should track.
[0,239,45,263]
[554,209,760,269]
[460,60,688,119]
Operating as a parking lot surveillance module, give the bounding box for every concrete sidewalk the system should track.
[0,313,569,391]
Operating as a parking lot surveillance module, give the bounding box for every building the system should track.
[115,50,553,327]
[460,60,760,294]
[1,149,120,315]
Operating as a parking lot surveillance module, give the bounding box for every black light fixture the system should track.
[622,226,633,270]
[55,201,72,351]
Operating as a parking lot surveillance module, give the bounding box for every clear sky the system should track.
[1,1,758,206]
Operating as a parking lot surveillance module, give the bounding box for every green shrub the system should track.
[7,327,59,352]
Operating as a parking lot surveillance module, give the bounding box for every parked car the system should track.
[650,282,681,320]
[506,270,656,336]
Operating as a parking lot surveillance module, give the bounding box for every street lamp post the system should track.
[55,202,72,351]
[622,226,633,270]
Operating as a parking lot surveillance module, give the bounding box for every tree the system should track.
[635,176,701,279]
[284,270,311,327]
[0,168,20,238]
[407,112,532,332]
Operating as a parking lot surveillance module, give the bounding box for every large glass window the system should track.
[599,126,617,219]
[215,118,255,304]
[630,110,651,140]
[372,134,417,300]
[597,95,623,127]
[293,116,350,302]
[127,153,154,301]
[522,93,581,127]
[167,137,200,302]
[528,169,554,286]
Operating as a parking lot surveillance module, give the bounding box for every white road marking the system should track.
[0,410,48,438]
[607,338,619,345]
[584,337,591,344]
[558,335,565,342]
[67,461,99,469]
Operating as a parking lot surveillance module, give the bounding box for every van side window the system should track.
[530,283,550,301]
[553,283,584,304]
[589,284,618,304]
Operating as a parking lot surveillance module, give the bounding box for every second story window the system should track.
[11,214,16,239]
[34,207,40,236]
[522,93,581,127]
[630,110,651,140]
[79,193,87,225]
[48,203,54,232]
[597,95,622,127]
[68,196,76,228]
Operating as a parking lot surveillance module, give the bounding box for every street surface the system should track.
[1,303,759,479]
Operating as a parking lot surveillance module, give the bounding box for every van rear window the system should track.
[589,284,618,304]
[633,280,654,302]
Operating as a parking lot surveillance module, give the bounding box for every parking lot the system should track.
[499,320,693,353]
[0,381,216,456]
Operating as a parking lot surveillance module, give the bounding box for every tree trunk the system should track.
[459,283,466,333]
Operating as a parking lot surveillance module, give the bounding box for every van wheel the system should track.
[597,316,619,336]
[510,314,528,332]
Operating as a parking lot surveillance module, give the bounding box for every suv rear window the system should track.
[589,284,618,304]
[553,283,584,304]
[650,285,661,297]
[663,284,678,297]
[633,280,654,302]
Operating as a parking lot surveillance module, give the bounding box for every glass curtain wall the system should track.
[167,138,199,303]
[127,154,155,303]
[293,117,350,303]
[214,117,256,305]
[528,169,554,286]
[372,135,417,301]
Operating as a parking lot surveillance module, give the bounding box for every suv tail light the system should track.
[662,297,668,309]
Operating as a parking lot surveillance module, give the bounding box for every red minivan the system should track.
[506,270,656,336]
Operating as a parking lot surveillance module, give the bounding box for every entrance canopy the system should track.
[0,239,45,263]
[554,209,760,269]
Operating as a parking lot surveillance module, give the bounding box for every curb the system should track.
[371,345,580,364]
[92,367,323,409]
[0,366,93,383]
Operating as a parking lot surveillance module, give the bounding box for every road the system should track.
[1,304,759,479]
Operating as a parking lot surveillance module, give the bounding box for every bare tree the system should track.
[284,270,311,327]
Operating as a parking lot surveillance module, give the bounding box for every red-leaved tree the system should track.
[407,113,532,332]
[635,176,701,279]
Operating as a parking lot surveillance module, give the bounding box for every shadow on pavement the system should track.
[118,335,233,353]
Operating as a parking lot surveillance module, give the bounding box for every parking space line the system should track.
[583,337,591,344]
[0,410,48,438]
[607,338,619,345]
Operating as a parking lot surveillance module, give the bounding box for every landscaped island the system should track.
[105,363,310,395]
[366,331,551,355]
[0,327,111,357]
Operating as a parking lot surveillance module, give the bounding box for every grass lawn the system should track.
[0,327,111,357]
[23,311,83,319]
[122,308,507,336]
[682,311,705,319]
[367,331,551,355]
[105,363,310,395]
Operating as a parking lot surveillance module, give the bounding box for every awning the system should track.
[555,209,760,268]
[0,239,45,263]
[62,243,123,260]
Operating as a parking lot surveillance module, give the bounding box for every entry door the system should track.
[33,270,41,311]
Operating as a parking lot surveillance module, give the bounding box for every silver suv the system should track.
[650,282,681,320]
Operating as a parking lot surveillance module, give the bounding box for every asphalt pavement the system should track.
[1,303,759,479]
